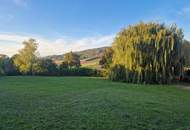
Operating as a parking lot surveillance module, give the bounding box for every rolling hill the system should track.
[45,47,109,69]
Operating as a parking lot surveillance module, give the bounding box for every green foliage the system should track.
[60,56,100,76]
[99,47,113,69]
[13,39,38,74]
[111,22,184,84]
[59,52,97,76]
[109,64,126,82]
[60,61,69,69]
[0,55,18,75]
[33,59,58,76]
[59,67,100,76]
[64,51,80,68]
[0,58,4,75]
[182,40,190,67]
[0,55,9,75]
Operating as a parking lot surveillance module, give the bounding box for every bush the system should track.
[0,57,19,76]
[60,67,102,77]
[32,59,59,76]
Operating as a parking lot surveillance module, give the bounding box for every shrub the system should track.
[32,59,58,76]
[60,67,101,77]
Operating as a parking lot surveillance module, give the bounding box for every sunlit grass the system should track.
[0,76,190,129]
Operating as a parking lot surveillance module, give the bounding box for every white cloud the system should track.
[0,33,114,57]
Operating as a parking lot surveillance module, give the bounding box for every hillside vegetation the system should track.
[45,47,108,65]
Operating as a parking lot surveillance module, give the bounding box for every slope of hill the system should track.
[45,47,109,67]
[75,47,108,60]
[81,57,101,70]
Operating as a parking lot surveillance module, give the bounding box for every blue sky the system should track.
[0,0,190,56]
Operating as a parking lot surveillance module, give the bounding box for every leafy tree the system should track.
[0,55,17,75]
[63,51,80,68]
[182,40,190,67]
[32,59,46,75]
[109,64,126,82]
[0,55,7,75]
[99,47,113,69]
[33,59,58,76]
[13,39,38,75]
[60,61,69,69]
[111,22,184,84]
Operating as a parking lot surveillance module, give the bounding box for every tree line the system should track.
[99,22,190,84]
[1,22,190,84]
[0,39,100,76]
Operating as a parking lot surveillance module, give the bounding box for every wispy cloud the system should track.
[0,33,114,56]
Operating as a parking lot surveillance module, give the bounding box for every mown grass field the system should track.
[0,77,190,130]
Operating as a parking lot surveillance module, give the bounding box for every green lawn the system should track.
[0,77,190,130]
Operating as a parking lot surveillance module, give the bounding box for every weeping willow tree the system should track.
[110,22,184,84]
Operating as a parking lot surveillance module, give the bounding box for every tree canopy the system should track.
[99,47,113,69]
[33,59,58,76]
[110,22,184,84]
[13,39,38,74]
[0,55,17,75]
[182,40,190,67]
[0,22,189,83]
[63,51,80,68]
